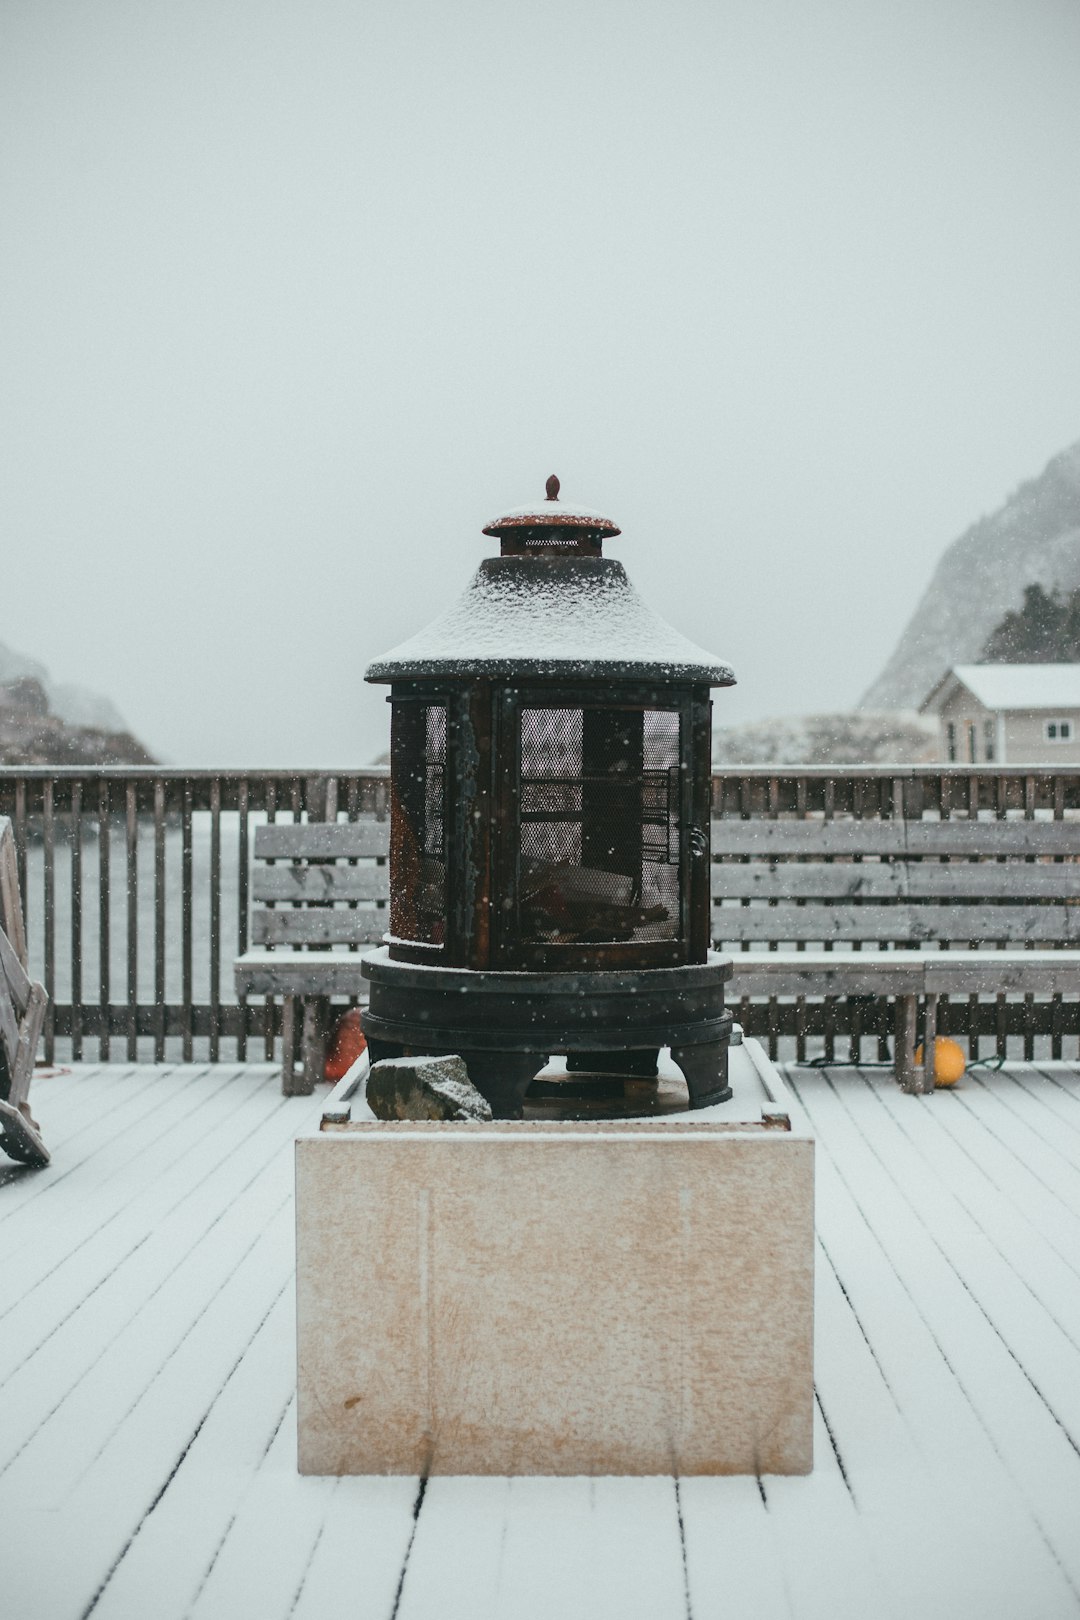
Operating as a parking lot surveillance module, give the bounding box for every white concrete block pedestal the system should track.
[295,1039,814,1477]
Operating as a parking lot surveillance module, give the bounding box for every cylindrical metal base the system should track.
[361,948,734,1117]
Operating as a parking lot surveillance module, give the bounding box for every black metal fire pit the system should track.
[362,476,737,1117]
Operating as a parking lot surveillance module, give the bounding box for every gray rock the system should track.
[366,1055,493,1122]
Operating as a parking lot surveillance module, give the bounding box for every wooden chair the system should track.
[0,818,49,1167]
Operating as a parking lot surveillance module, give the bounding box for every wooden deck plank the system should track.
[942,1074,1080,1247]
[0,1063,166,1201]
[0,1073,301,1410]
[393,1477,515,1619]
[90,1289,300,1620]
[792,1073,1080,1605]
[289,1475,419,1620]
[0,1064,210,1227]
[1014,1064,1080,1128]
[839,1076,1080,1443]
[0,1085,325,1620]
[979,1064,1080,1155]
[91,1283,415,1620]
[397,1475,689,1620]
[869,1072,1080,1357]
[0,1140,302,1488]
[761,1401,891,1620]
[802,1102,1078,1617]
[185,1399,338,1620]
[680,1475,791,1620]
[0,1065,260,1333]
[497,1477,688,1620]
[918,1074,1080,1276]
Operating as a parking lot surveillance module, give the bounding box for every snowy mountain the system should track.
[861,438,1080,711]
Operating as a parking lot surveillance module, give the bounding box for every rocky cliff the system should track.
[861,439,1080,711]
[0,646,154,766]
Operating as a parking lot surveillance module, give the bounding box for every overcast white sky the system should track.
[3,0,1080,765]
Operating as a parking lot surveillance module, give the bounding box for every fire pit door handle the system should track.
[687,827,708,859]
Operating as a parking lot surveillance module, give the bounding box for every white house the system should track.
[920,664,1080,765]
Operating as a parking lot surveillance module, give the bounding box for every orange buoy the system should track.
[913,1036,965,1087]
[324,1007,367,1081]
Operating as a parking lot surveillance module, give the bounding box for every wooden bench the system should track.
[712,814,1080,1092]
[239,809,1080,1097]
[0,817,49,1166]
[233,820,389,1094]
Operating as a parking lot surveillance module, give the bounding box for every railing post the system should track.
[71,778,83,1062]
[98,778,110,1061]
[43,778,56,1064]
[126,780,138,1061]
[154,777,166,1062]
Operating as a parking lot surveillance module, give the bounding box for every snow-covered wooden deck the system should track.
[3,1061,1080,1620]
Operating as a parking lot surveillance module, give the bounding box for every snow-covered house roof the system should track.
[921,663,1080,714]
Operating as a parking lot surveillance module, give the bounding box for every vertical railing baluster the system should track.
[14,776,27,944]
[967,770,980,1061]
[346,777,362,1003]
[210,777,221,1062]
[263,778,277,1060]
[126,781,138,1061]
[1052,774,1065,1060]
[1023,774,1036,1062]
[154,777,166,1061]
[43,778,55,1064]
[822,776,835,1065]
[71,778,83,1061]
[237,775,250,1061]
[98,779,111,1060]
[182,778,193,1061]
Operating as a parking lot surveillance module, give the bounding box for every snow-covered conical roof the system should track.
[365,484,735,686]
[366,555,734,686]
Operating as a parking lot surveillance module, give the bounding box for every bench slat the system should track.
[712,904,1080,943]
[726,951,925,996]
[254,822,389,859]
[234,950,371,996]
[253,910,387,946]
[711,819,1080,857]
[710,863,1080,899]
[725,949,1080,997]
[252,866,390,902]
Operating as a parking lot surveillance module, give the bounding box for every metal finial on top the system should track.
[545,474,560,501]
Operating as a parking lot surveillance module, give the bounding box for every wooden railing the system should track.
[0,769,389,1064]
[3,764,1080,1064]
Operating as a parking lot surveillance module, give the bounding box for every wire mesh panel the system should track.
[518,704,682,946]
[389,702,447,945]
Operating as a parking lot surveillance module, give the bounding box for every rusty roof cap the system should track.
[482,474,621,539]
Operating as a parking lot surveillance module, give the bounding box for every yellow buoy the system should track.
[913,1036,965,1087]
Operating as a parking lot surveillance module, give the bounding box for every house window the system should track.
[946,721,956,763]
[967,722,977,763]
[1045,719,1073,743]
[984,719,996,762]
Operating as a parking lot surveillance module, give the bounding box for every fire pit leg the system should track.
[457,1050,547,1119]
[672,1042,732,1109]
[566,1049,660,1078]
